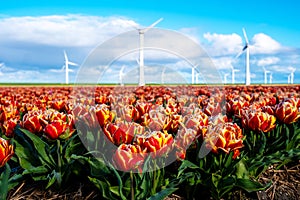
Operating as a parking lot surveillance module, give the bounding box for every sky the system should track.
[0,0,299,84]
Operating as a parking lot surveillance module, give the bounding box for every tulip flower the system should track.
[0,137,14,168]
[174,128,198,160]
[2,118,18,138]
[44,120,67,140]
[138,131,174,158]
[113,144,145,172]
[275,99,300,124]
[95,104,115,127]
[204,123,243,159]
[103,122,144,145]
[22,114,43,134]
[242,109,276,132]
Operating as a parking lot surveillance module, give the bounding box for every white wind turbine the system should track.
[119,66,125,86]
[269,73,273,84]
[263,67,270,84]
[196,73,200,84]
[161,67,166,84]
[230,66,239,84]
[288,74,291,84]
[63,51,78,84]
[236,28,250,85]
[289,68,296,84]
[224,73,230,84]
[0,63,4,76]
[135,18,163,86]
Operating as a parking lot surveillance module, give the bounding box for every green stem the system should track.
[130,171,134,200]
[56,139,62,188]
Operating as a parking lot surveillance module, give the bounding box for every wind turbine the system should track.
[230,66,239,84]
[224,73,230,84]
[161,67,166,84]
[63,51,78,84]
[119,66,125,86]
[269,73,273,84]
[135,18,163,86]
[263,67,270,84]
[196,73,200,84]
[288,74,291,84]
[289,68,296,84]
[236,28,250,85]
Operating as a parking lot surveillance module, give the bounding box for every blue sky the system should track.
[0,0,299,84]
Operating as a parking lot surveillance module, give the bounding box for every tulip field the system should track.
[0,85,299,199]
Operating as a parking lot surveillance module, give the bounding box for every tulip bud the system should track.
[112,144,145,172]
[275,99,300,124]
[204,123,243,159]
[0,137,14,168]
[242,109,276,132]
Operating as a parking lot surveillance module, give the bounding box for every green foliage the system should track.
[12,126,86,189]
[0,163,11,200]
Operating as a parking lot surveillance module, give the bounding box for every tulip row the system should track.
[0,85,299,199]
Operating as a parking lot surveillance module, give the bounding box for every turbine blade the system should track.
[68,61,78,66]
[242,28,249,44]
[64,50,68,61]
[143,18,163,33]
[235,50,244,59]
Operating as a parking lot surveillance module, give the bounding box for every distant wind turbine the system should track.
[288,74,291,84]
[134,18,163,86]
[269,73,273,84]
[161,67,166,84]
[119,66,125,86]
[230,66,239,84]
[196,73,199,84]
[224,73,230,84]
[63,50,78,84]
[236,28,250,85]
[289,68,296,84]
[263,67,270,84]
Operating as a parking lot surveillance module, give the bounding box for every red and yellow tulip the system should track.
[0,137,14,168]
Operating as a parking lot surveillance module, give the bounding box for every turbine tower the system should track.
[263,67,270,84]
[230,66,239,84]
[224,73,230,84]
[196,73,199,84]
[236,28,250,85]
[119,66,125,86]
[161,67,166,84]
[290,68,296,84]
[63,51,78,84]
[136,18,163,86]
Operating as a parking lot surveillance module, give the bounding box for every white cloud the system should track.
[256,56,280,66]
[0,15,138,47]
[251,33,283,54]
[203,32,243,56]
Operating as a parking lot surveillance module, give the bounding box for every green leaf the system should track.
[19,128,55,168]
[88,177,113,199]
[46,170,60,189]
[147,187,178,200]
[0,163,11,200]
[13,139,36,169]
[177,160,199,178]
[22,165,48,175]
[236,178,271,193]
[236,159,249,179]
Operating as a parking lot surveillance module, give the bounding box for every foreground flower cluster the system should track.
[0,85,299,199]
